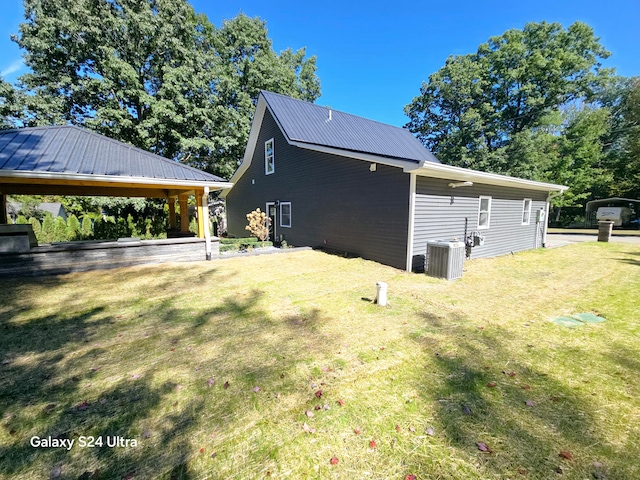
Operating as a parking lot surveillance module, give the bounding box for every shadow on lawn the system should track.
[0,273,339,479]
[410,317,618,478]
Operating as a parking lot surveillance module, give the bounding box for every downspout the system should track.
[405,173,417,272]
[544,190,565,247]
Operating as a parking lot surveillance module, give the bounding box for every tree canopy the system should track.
[405,21,611,173]
[405,21,639,218]
[8,0,320,178]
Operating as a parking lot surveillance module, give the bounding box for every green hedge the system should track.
[220,237,262,245]
[220,240,273,253]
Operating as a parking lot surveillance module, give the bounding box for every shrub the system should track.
[81,216,93,239]
[53,216,68,242]
[67,214,81,240]
[40,214,55,244]
[245,208,269,246]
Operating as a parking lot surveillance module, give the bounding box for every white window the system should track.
[478,196,491,229]
[280,202,291,228]
[522,198,532,225]
[265,138,274,175]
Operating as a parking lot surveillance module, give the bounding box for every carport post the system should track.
[179,194,189,233]
[0,194,7,224]
[203,187,212,260]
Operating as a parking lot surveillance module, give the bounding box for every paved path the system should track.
[546,233,640,248]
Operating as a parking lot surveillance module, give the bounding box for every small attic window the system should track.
[265,138,274,175]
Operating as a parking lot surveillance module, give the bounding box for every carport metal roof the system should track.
[0,125,232,198]
[585,197,640,212]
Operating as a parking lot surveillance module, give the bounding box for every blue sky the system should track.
[1,0,639,127]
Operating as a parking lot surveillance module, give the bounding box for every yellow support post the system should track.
[179,194,189,233]
[168,197,177,229]
[196,190,205,239]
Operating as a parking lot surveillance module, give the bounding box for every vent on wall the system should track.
[426,241,465,280]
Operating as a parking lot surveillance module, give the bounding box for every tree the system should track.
[405,21,611,176]
[0,76,18,129]
[245,208,269,246]
[12,1,320,178]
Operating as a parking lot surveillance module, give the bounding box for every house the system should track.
[223,91,568,271]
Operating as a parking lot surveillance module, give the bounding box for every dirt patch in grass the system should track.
[0,242,639,479]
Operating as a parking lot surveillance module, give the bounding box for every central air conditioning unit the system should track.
[426,240,465,280]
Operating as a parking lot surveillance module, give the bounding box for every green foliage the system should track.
[81,215,93,239]
[0,75,18,129]
[40,214,55,243]
[28,217,42,238]
[11,1,321,178]
[66,214,81,240]
[405,21,611,175]
[15,215,28,225]
[53,216,68,242]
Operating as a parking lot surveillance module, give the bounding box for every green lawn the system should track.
[1,243,639,479]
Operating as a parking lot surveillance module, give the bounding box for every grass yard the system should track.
[1,242,639,480]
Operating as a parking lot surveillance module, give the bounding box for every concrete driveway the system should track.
[546,233,640,248]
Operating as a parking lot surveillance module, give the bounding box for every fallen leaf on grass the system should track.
[315,390,323,398]
[337,399,345,407]
[76,400,90,411]
[223,381,230,389]
[131,374,141,380]
[405,476,417,480]
[425,427,434,436]
[50,466,62,478]
[211,452,217,459]
[369,440,377,449]
[518,468,526,474]
[330,457,339,465]
[207,379,215,387]
[525,400,535,407]
[199,448,205,453]
[476,442,493,453]
[142,430,150,439]
[314,405,322,411]
[555,466,563,474]
[559,451,573,460]
[409,426,416,432]
[395,425,402,432]
[461,404,472,415]
[302,423,316,434]
[252,387,261,393]
[305,410,314,418]
[487,382,497,387]
[353,428,362,435]
[521,385,531,390]
[43,403,56,414]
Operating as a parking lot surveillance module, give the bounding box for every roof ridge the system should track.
[260,90,411,131]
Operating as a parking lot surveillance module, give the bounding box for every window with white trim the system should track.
[265,138,274,175]
[522,198,532,225]
[478,196,491,229]
[280,202,291,228]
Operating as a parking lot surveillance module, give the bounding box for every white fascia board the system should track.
[220,97,267,198]
[0,170,232,191]
[407,162,568,192]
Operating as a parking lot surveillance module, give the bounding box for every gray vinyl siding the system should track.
[226,110,411,269]
[411,176,548,271]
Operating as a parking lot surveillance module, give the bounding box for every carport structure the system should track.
[0,125,232,267]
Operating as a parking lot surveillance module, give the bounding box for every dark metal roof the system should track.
[0,125,226,182]
[260,90,440,164]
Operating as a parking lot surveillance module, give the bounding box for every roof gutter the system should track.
[0,170,232,191]
[406,161,568,192]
